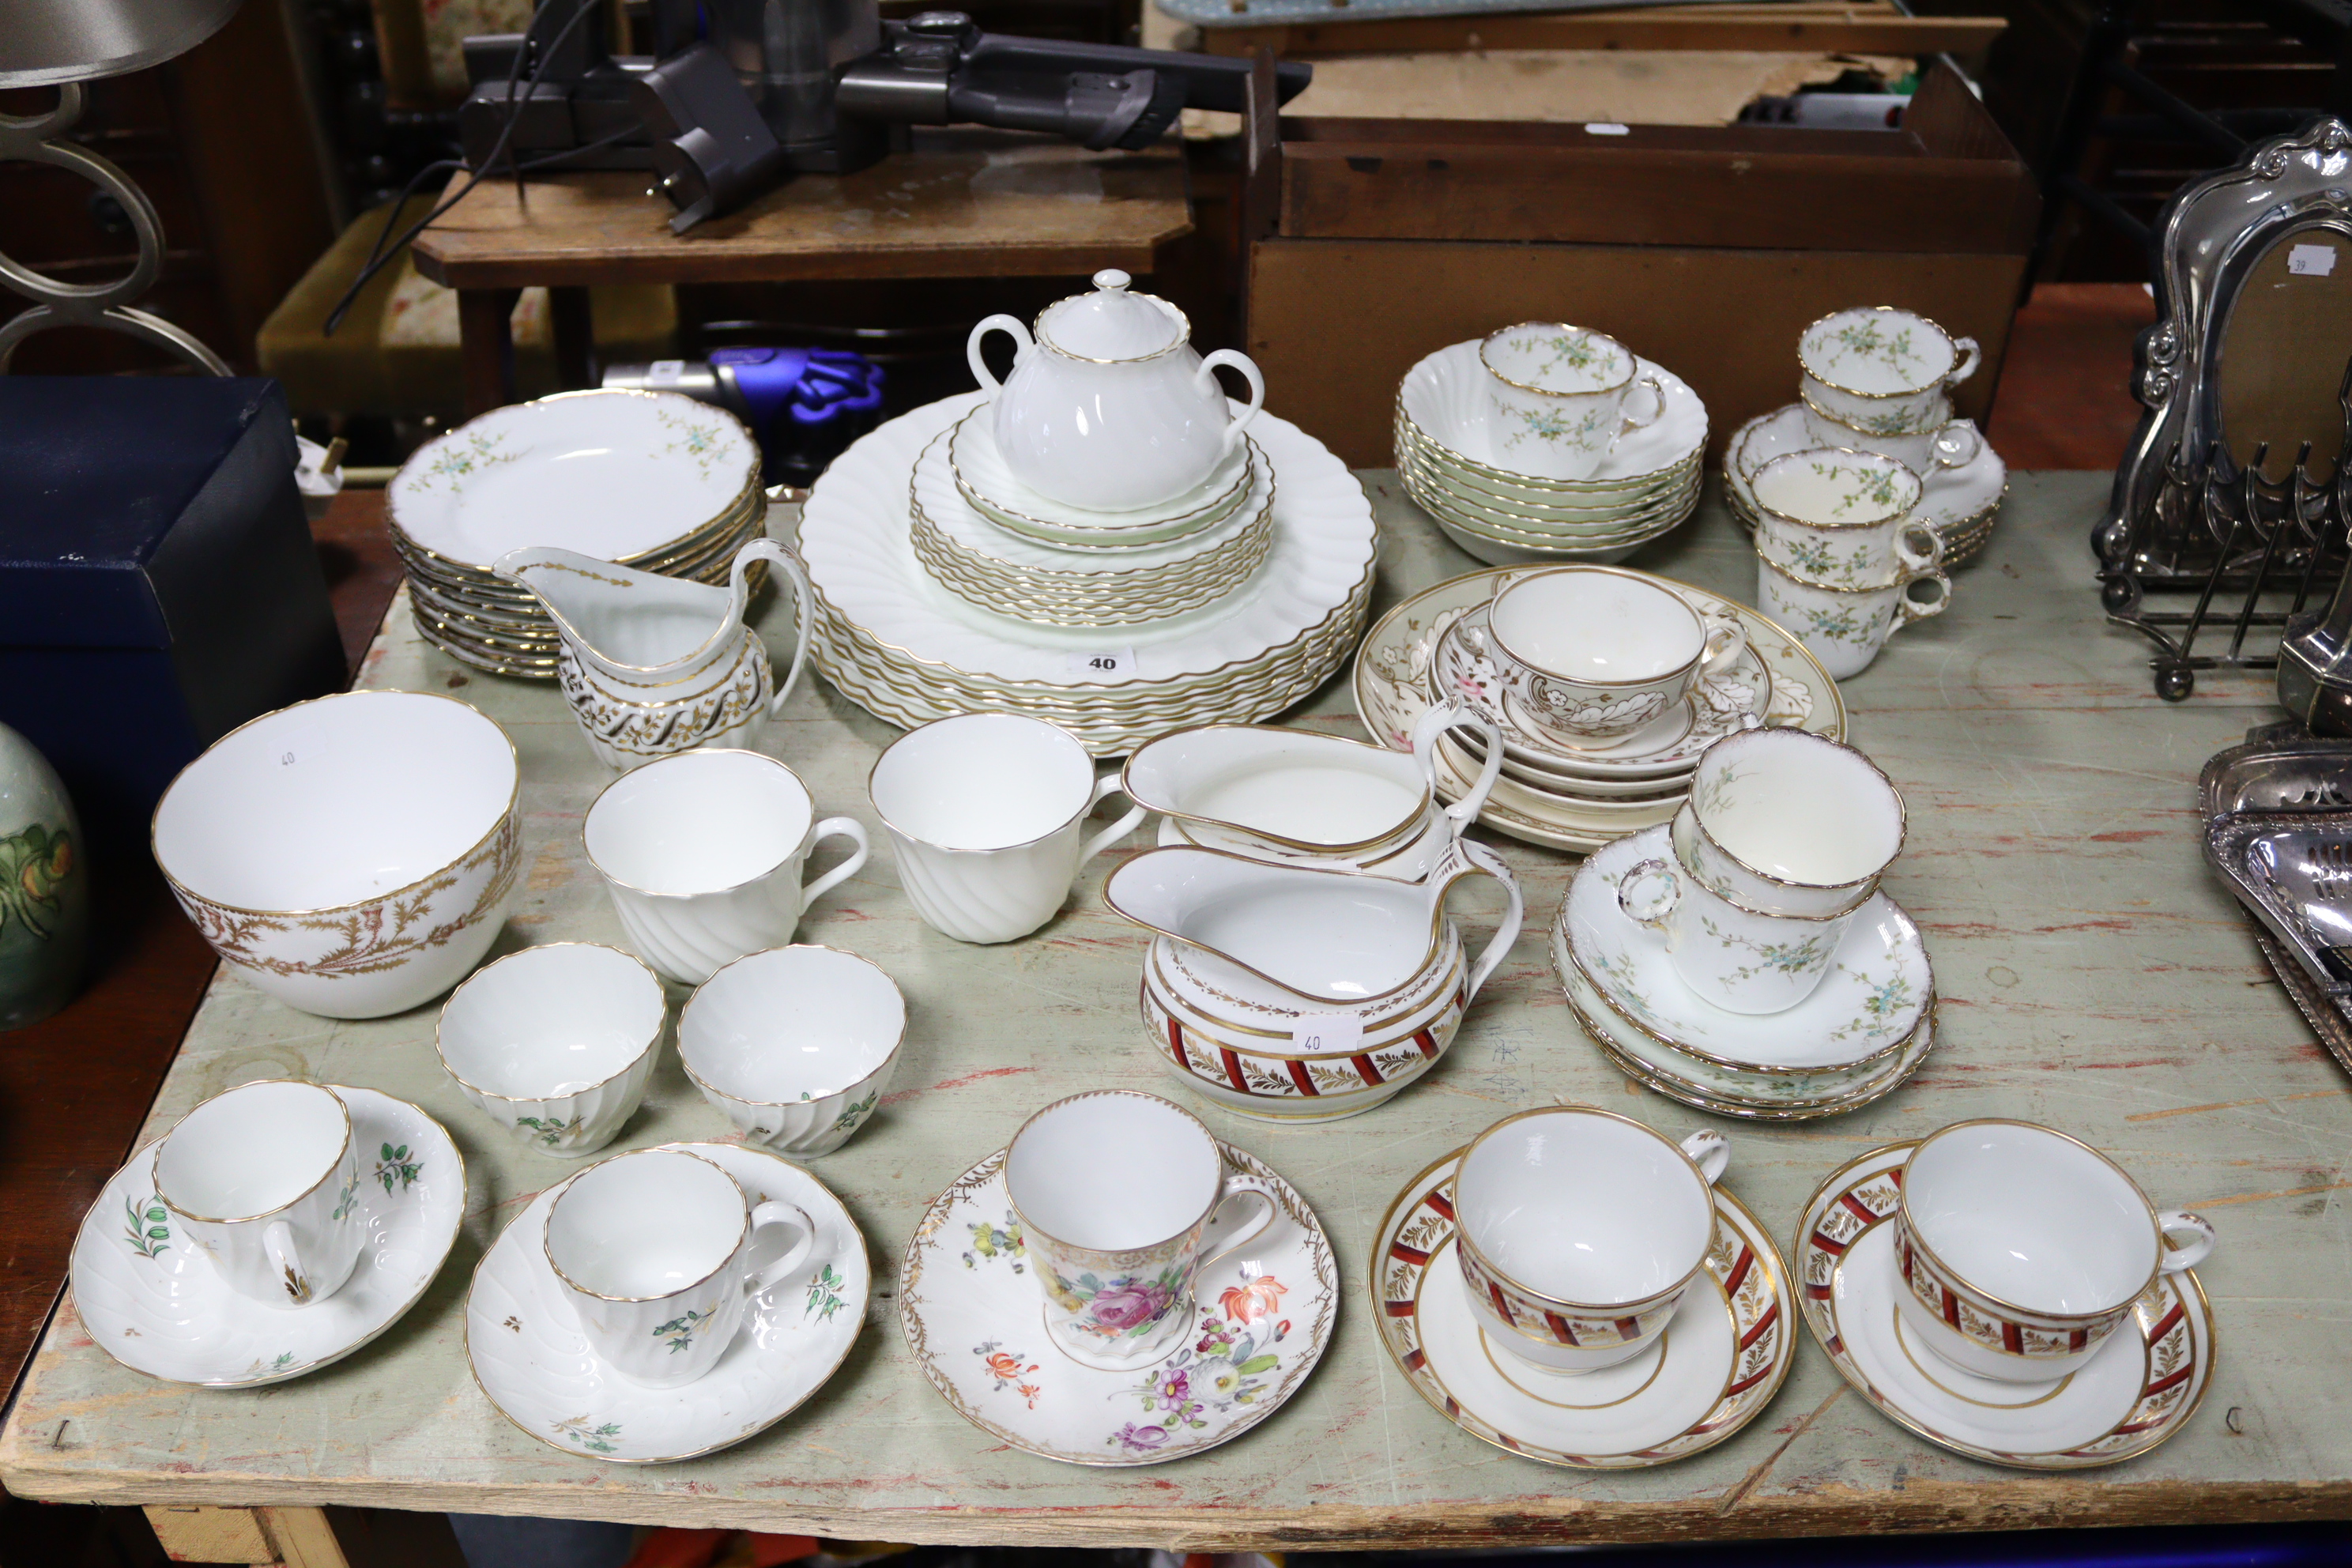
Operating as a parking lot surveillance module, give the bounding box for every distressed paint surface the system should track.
[3,473,2347,1545]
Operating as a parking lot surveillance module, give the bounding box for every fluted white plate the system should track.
[466,1141,867,1463]
[70,1087,462,1389]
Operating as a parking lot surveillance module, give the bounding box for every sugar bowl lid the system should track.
[1036,270,1185,362]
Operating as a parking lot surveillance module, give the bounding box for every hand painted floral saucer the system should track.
[1373,1148,1793,1467]
[70,1086,462,1389]
[1796,1143,2214,1469]
[466,1140,867,1462]
[899,1141,1334,1465]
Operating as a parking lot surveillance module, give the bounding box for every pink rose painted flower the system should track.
[1090,1280,1172,1332]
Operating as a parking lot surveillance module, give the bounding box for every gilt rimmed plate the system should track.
[1796,1143,2214,1469]
[950,410,1256,548]
[70,1087,462,1389]
[466,1140,867,1464]
[899,1141,1334,1465]
[1373,1148,1792,1467]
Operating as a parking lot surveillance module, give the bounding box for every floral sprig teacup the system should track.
[1479,322,1666,481]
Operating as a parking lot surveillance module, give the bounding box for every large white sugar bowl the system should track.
[153,691,522,1019]
[968,270,1265,513]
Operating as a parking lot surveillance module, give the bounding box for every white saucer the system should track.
[1728,404,2007,534]
[70,1086,463,1389]
[1797,1143,2215,1469]
[899,1140,1334,1465]
[1566,827,1932,1069]
[950,409,1253,548]
[1374,1148,1793,1468]
[466,1141,868,1463]
[1399,343,1709,500]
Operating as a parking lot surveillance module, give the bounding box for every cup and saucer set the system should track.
[1393,323,1709,567]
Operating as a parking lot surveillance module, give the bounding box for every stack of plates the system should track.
[948,412,1256,550]
[909,417,1276,628]
[801,393,1376,756]
[388,390,764,677]
[1725,405,2008,567]
[1352,567,1845,854]
[1553,828,1937,1120]
[1393,342,1706,567]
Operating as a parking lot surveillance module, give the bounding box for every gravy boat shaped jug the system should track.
[496,539,812,771]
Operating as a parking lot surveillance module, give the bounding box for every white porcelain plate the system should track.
[1399,344,1709,499]
[1797,1143,2214,1469]
[70,1087,462,1389]
[951,410,1255,546]
[466,1141,868,1463]
[1374,1148,1792,1467]
[899,1141,1334,1465]
[1728,405,2007,535]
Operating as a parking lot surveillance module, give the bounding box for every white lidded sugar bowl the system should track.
[967,270,1266,513]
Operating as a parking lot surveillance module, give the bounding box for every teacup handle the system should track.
[1680,1129,1731,1185]
[1890,570,1952,630]
[1946,337,1981,388]
[1698,614,1747,681]
[262,1219,313,1306]
[1425,837,1525,1003]
[733,540,815,720]
[1197,1173,1280,1272]
[1928,420,1982,472]
[967,315,1032,398]
[1619,375,1668,435]
[1617,857,1681,929]
[2156,1209,2217,1272]
[798,816,870,910]
[744,1199,819,1297]
[1077,775,1149,866]
[1410,699,1503,830]
[1894,520,1946,575]
[1199,349,1266,455]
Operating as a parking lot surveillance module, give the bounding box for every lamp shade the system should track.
[0,0,244,87]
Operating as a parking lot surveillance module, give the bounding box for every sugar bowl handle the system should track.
[967,315,1033,398]
[2156,1209,2217,1273]
[1617,857,1682,929]
[1200,349,1266,455]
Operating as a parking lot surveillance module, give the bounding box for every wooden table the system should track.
[407,137,1193,417]
[6,473,2350,1551]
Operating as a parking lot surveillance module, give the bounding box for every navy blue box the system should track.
[0,378,345,854]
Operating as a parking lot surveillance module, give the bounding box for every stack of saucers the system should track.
[1393,338,1706,567]
[388,390,764,677]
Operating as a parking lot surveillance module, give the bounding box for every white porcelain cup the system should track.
[435,942,666,1158]
[1895,1121,2218,1384]
[543,1147,816,1389]
[1480,323,1666,481]
[1677,728,1906,919]
[153,1080,366,1309]
[1748,449,1944,590]
[679,944,906,1156]
[1799,401,1983,475]
[583,748,869,985]
[1480,566,1746,748]
[1005,1090,1276,1368]
[1758,552,1951,681]
[1616,857,1851,1015]
[869,713,1147,944]
[1797,306,1980,437]
[1453,1106,1730,1372]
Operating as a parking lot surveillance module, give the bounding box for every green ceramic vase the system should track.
[0,721,87,1031]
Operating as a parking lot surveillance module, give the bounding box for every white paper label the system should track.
[646,359,686,384]
[1584,122,1631,136]
[2290,243,2337,277]
[1066,647,1138,679]
[1290,1012,1363,1054]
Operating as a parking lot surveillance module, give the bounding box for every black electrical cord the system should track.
[321,0,606,337]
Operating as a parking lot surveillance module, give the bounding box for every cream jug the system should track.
[496,538,812,771]
[967,270,1266,512]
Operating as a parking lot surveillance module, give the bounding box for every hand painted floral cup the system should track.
[1748,449,1943,589]
[1616,856,1851,1015]
[1453,1106,1730,1373]
[678,944,906,1156]
[543,1147,816,1389]
[1797,306,1980,437]
[869,713,1147,944]
[1758,552,1951,681]
[1799,401,1984,475]
[1675,728,1905,919]
[1482,566,1747,748]
[583,748,869,985]
[435,942,665,1158]
[152,1080,366,1308]
[1004,1090,1277,1368]
[1479,323,1666,481]
[1894,1121,2217,1384]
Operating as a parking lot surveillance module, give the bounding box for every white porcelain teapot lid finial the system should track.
[1037,268,1185,362]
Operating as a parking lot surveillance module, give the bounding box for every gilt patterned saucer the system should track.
[1372,1148,1794,1467]
[1796,1142,2215,1469]
[466,1141,867,1463]
[70,1087,462,1389]
[899,1141,1335,1465]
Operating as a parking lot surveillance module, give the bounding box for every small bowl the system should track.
[436,942,666,1157]
[151,690,521,1018]
[678,945,906,1155]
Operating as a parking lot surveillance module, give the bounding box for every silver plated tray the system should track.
[2199,734,2352,820]
[2205,811,2352,995]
